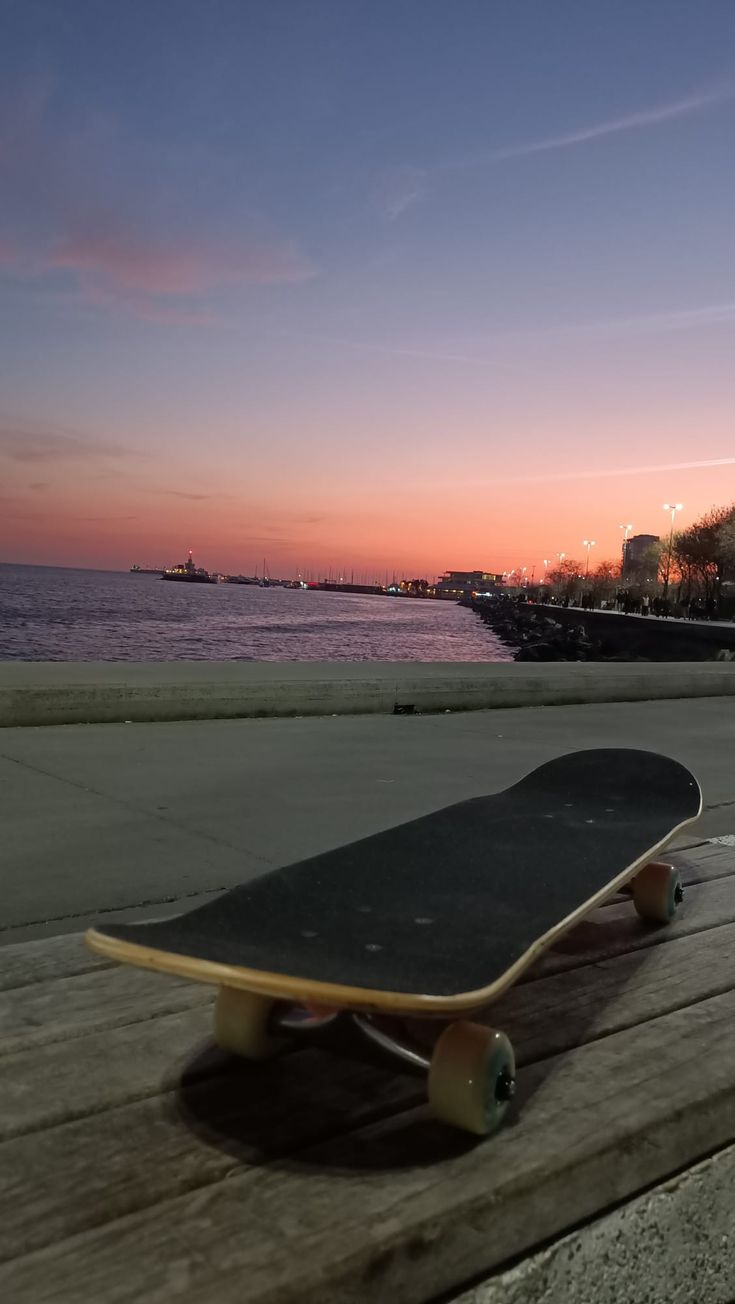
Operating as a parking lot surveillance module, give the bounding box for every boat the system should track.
[161,552,218,584]
[130,564,165,574]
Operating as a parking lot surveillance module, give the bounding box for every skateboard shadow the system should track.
[173,911,654,1175]
[173,1022,477,1171]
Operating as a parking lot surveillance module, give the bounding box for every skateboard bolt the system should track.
[495,1069,516,1103]
[674,883,684,906]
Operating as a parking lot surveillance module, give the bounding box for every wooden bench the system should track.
[2,841,735,1303]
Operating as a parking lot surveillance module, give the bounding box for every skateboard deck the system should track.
[87,748,701,1015]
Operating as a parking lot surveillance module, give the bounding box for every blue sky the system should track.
[1,1,734,572]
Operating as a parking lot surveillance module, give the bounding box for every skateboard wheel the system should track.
[632,861,683,924]
[213,987,281,1059]
[428,1022,515,1136]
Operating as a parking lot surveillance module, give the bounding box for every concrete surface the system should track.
[454,1143,735,1304]
[2,659,735,727]
[1,695,734,944]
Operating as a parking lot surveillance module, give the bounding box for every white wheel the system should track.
[632,861,683,924]
[428,1022,515,1136]
[213,986,281,1059]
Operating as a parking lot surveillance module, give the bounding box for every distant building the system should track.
[434,570,504,599]
[622,534,660,579]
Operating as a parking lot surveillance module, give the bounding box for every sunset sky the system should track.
[2,0,734,578]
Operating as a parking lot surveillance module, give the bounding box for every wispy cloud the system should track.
[579,301,735,337]
[463,86,733,168]
[384,82,734,218]
[475,455,735,487]
[0,81,317,323]
[464,299,735,349]
[0,425,129,464]
[278,328,514,369]
[49,219,316,296]
[372,165,428,221]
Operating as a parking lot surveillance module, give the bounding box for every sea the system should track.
[0,565,510,662]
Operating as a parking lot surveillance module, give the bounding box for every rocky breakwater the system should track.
[471,595,735,662]
[471,597,611,662]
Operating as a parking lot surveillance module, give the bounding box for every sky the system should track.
[1,0,734,578]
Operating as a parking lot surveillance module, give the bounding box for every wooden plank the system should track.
[1,918,734,1265]
[672,842,735,884]
[0,934,113,992]
[0,1050,411,1265]
[2,873,734,1133]
[0,967,214,1057]
[2,989,735,1303]
[452,1142,735,1303]
[529,872,735,977]
[490,919,735,1064]
[0,1009,215,1141]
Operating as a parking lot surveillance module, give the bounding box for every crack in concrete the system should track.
[0,750,274,866]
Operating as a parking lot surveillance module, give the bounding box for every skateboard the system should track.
[86,748,701,1136]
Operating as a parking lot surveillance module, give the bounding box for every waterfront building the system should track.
[434,570,504,599]
[622,534,660,579]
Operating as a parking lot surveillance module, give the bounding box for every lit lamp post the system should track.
[583,539,596,577]
[619,522,632,570]
[662,503,683,598]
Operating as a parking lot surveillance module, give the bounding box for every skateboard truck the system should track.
[224,995,519,1136]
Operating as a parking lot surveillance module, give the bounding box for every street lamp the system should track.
[619,522,632,564]
[662,503,683,598]
[582,539,596,577]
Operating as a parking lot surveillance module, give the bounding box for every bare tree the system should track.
[547,558,584,600]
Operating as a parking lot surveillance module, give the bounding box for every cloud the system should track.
[476,455,735,487]
[385,82,734,216]
[49,219,316,296]
[372,165,428,221]
[164,490,214,501]
[579,301,735,337]
[458,299,735,351]
[0,83,317,322]
[466,86,733,167]
[0,426,129,464]
[278,328,514,368]
[0,218,315,324]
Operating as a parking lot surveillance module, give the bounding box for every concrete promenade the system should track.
[2,659,735,726]
[2,694,733,945]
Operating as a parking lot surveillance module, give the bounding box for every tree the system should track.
[717,513,735,576]
[672,505,735,607]
[547,559,584,600]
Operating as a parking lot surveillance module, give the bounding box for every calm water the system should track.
[0,565,509,662]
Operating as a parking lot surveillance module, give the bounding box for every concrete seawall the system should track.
[533,604,735,656]
[2,660,735,727]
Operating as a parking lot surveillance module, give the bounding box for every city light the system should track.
[662,503,684,597]
[582,539,596,576]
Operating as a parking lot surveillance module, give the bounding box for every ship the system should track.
[130,564,165,574]
[161,552,218,584]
